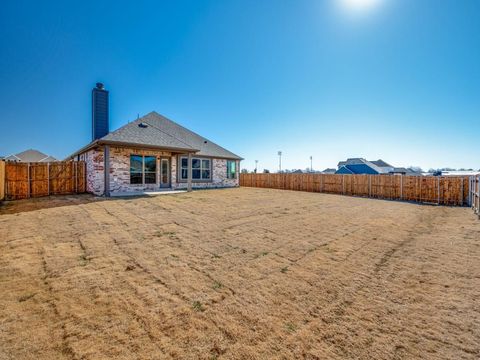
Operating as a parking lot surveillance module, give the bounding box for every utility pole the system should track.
[254,160,258,173]
[310,156,313,173]
[278,151,282,173]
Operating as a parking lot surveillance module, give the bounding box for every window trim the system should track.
[177,155,213,183]
[130,154,157,185]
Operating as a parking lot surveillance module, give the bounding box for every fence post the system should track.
[477,176,480,218]
[47,163,50,196]
[460,177,464,206]
[368,175,372,198]
[468,177,471,207]
[437,177,440,205]
[27,163,31,199]
[74,161,78,193]
[419,177,422,203]
[0,161,4,201]
[469,177,472,207]
[400,175,403,200]
[342,175,345,195]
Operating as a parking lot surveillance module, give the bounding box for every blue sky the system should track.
[0,0,479,171]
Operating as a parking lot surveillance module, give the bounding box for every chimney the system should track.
[92,82,109,140]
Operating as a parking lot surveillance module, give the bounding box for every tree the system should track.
[241,168,249,174]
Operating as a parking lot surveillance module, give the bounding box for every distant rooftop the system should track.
[4,149,57,163]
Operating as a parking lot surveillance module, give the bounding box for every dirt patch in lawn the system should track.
[0,188,479,359]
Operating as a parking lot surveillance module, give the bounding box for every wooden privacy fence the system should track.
[0,161,5,201]
[240,173,470,206]
[4,161,86,200]
[471,175,480,218]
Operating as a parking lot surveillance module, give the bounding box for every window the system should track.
[227,160,236,179]
[130,155,157,184]
[130,155,143,184]
[180,157,211,181]
[144,156,156,184]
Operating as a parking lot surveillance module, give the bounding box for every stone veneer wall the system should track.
[79,148,104,195]
[81,146,240,196]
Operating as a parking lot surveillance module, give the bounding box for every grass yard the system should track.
[0,188,479,359]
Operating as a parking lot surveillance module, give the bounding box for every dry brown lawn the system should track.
[0,188,479,360]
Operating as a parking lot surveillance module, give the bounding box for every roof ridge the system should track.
[148,111,241,158]
[363,159,384,173]
[142,113,195,150]
[99,114,195,150]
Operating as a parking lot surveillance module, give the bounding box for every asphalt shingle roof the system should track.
[370,159,393,168]
[100,112,242,159]
[5,149,57,162]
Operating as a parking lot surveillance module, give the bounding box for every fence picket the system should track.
[5,161,86,200]
[240,173,470,207]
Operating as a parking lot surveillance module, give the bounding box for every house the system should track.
[68,83,242,196]
[437,170,480,177]
[336,158,394,175]
[322,168,336,174]
[335,158,422,176]
[4,149,57,163]
[389,167,421,176]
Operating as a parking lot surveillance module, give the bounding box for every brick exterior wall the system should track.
[108,147,172,194]
[80,146,240,196]
[79,148,105,195]
[172,157,240,190]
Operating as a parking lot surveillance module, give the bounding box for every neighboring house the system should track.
[336,158,422,176]
[322,168,336,174]
[369,159,394,172]
[438,170,480,177]
[68,83,242,196]
[389,167,421,176]
[4,149,57,163]
[336,158,393,175]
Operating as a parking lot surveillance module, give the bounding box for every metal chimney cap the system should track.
[96,82,105,90]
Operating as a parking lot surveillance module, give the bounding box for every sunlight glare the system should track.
[338,0,382,12]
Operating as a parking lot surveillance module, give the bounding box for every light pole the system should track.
[310,156,313,173]
[255,160,258,173]
[278,151,282,173]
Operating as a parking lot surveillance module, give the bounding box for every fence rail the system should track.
[471,175,480,218]
[240,173,470,206]
[3,161,86,200]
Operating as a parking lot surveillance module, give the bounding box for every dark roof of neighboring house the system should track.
[390,167,421,175]
[337,164,380,175]
[336,158,395,174]
[322,168,337,174]
[336,166,355,175]
[5,149,57,162]
[69,111,242,160]
[337,158,367,167]
[370,159,393,168]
